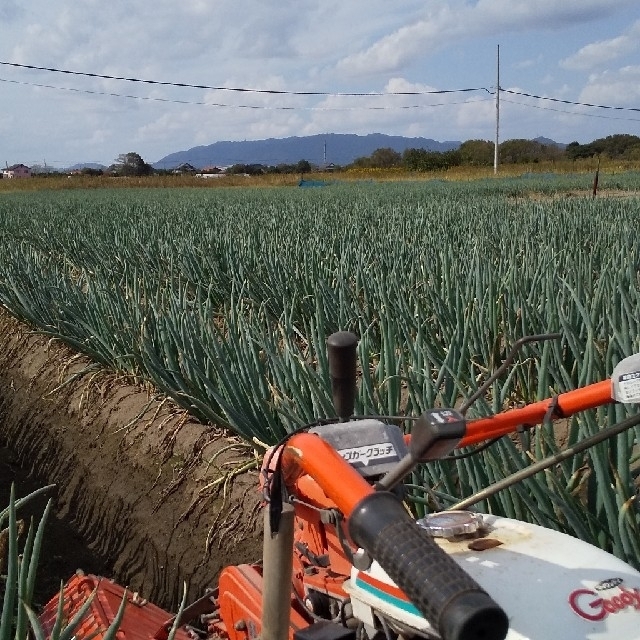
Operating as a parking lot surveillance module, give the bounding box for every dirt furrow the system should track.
[0,309,262,611]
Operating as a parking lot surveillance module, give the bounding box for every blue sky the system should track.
[1,0,639,168]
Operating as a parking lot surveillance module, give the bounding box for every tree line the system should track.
[65,134,640,178]
[351,134,640,172]
[223,134,640,174]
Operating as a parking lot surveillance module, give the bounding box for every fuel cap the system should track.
[417,510,482,538]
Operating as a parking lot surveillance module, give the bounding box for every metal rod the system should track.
[494,44,500,175]
[449,412,640,511]
[261,502,295,640]
[375,453,415,491]
[459,333,561,415]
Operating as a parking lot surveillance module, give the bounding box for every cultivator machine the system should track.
[39,333,640,639]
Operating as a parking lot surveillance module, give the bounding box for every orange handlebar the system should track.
[276,379,614,511]
[281,432,374,515]
[461,379,613,446]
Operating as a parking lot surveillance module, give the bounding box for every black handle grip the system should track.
[349,493,509,640]
[327,331,358,421]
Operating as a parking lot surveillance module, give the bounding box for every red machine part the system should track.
[38,572,193,640]
[211,451,361,640]
[214,564,312,640]
[212,498,354,640]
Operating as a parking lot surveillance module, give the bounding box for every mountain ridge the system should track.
[153,133,462,169]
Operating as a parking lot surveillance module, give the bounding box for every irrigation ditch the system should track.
[0,309,263,611]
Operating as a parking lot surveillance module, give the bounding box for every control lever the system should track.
[376,409,465,491]
[327,331,358,421]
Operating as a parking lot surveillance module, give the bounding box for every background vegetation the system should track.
[8,134,640,183]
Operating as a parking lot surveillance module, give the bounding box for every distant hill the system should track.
[533,136,566,149]
[153,133,461,170]
[66,162,108,171]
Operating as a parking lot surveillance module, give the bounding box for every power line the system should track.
[0,60,486,97]
[501,97,640,123]
[503,88,640,113]
[0,77,494,111]
[5,73,636,125]
[2,59,639,118]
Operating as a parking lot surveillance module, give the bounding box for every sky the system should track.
[1,0,640,168]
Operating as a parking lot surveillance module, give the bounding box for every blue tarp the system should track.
[298,179,331,188]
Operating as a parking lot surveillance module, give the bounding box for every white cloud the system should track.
[561,21,640,71]
[513,56,543,70]
[0,2,22,20]
[289,77,497,143]
[336,6,458,77]
[336,0,638,76]
[455,97,495,129]
[579,65,640,106]
[136,112,192,146]
[1,0,638,164]
[472,0,635,28]
[0,114,16,135]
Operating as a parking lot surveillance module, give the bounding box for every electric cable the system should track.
[0,60,487,97]
[0,77,494,111]
[503,88,640,113]
[501,97,640,123]
[4,59,640,141]
[2,60,639,116]
[5,74,638,124]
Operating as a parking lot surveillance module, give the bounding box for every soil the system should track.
[0,308,263,612]
[0,446,112,607]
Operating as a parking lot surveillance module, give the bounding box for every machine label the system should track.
[617,372,640,403]
[338,443,398,466]
[569,582,640,622]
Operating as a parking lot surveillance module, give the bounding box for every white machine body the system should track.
[344,514,640,639]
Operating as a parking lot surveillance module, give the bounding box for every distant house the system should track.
[195,173,226,179]
[195,165,226,179]
[172,163,197,175]
[3,164,31,179]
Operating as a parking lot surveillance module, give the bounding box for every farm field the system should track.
[1,171,640,602]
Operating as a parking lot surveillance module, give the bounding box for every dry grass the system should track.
[0,173,299,192]
[1,158,638,193]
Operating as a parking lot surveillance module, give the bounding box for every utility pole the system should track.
[494,44,500,175]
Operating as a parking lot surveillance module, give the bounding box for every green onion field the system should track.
[1,173,640,564]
